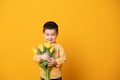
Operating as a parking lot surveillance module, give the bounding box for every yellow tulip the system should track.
[38,44,44,52]
[44,42,50,48]
[32,48,37,53]
[49,46,55,53]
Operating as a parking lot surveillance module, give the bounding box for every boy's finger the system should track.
[48,59,52,62]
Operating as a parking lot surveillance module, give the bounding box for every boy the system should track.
[33,21,66,80]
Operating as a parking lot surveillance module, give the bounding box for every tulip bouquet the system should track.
[33,42,55,80]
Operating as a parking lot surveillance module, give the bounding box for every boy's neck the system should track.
[45,41,56,44]
[51,42,56,45]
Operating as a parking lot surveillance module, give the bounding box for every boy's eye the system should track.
[46,34,55,36]
[52,34,55,36]
[46,34,49,36]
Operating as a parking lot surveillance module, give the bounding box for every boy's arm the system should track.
[55,46,66,65]
[33,54,50,63]
[33,54,41,63]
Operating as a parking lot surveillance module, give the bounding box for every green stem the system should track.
[44,67,51,80]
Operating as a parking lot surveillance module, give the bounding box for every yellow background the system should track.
[0,0,120,80]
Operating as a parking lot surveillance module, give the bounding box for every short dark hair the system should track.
[43,21,58,33]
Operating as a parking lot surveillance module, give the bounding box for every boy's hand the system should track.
[39,54,50,60]
[47,58,57,66]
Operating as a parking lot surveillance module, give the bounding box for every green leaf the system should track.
[37,48,42,55]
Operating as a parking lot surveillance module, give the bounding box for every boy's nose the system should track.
[48,36,52,39]
[50,35,52,38]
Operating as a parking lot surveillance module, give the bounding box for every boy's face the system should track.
[44,29,57,44]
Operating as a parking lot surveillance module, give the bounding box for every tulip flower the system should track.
[38,44,44,52]
[44,42,50,49]
[32,48,37,54]
[50,46,55,53]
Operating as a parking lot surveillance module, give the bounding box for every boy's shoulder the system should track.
[55,43,62,46]
[55,43,64,49]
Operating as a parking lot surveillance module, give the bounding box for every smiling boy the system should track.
[33,21,66,80]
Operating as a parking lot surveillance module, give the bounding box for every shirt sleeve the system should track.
[33,54,41,63]
[56,45,66,65]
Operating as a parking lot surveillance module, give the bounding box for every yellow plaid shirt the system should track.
[33,43,66,79]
